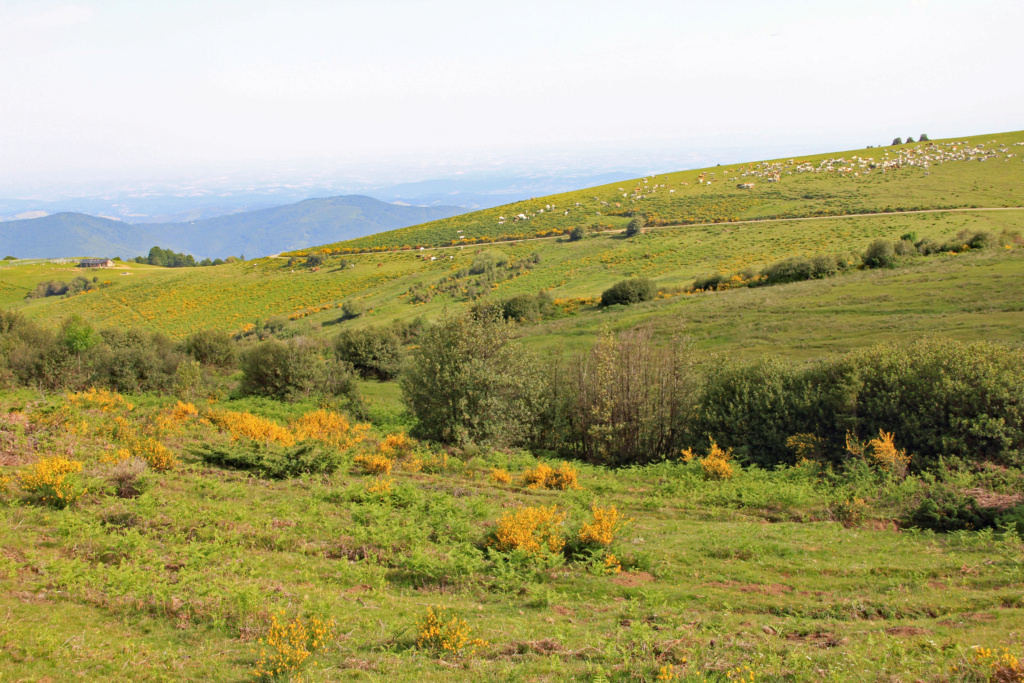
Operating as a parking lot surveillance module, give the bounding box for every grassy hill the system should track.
[0,130,1021,358]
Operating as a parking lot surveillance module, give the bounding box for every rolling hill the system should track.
[2,130,1022,360]
[0,195,465,260]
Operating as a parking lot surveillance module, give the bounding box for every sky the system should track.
[1,0,1022,196]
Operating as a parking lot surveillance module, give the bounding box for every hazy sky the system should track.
[1,0,1022,193]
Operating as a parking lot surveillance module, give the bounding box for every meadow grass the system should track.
[0,392,1022,681]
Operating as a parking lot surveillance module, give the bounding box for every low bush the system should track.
[862,239,896,268]
[334,326,402,380]
[625,217,645,237]
[600,277,656,306]
[239,338,359,401]
[193,441,344,479]
[182,328,236,367]
[902,486,996,532]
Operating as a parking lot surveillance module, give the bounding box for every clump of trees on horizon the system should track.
[134,246,243,268]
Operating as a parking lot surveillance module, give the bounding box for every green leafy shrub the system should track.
[902,487,996,532]
[568,225,585,241]
[862,239,896,268]
[182,328,236,367]
[601,277,656,306]
[761,257,814,285]
[239,338,358,401]
[624,217,644,237]
[399,309,546,446]
[334,326,403,380]
[193,441,344,479]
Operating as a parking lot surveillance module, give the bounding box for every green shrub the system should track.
[399,309,546,446]
[810,254,839,279]
[182,328,236,367]
[902,487,996,532]
[340,300,365,320]
[761,257,814,285]
[625,218,644,237]
[862,239,896,268]
[893,239,916,256]
[239,338,358,401]
[692,272,726,291]
[93,328,183,393]
[601,277,656,306]
[193,441,344,479]
[997,504,1024,536]
[500,293,540,322]
[568,226,585,241]
[334,326,403,380]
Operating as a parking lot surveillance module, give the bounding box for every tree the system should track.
[625,217,645,237]
[862,239,896,269]
[906,136,915,143]
[335,327,403,380]
[919,133,929,142]
[568,226,585,241]
[892,137,903,145]
[305,253,325,268]
[399,309,546,445]
[60,314,98,372]
[601,277,656,306]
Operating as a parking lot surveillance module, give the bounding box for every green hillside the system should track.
[2,130,1022,358]
[296,131,1024,252]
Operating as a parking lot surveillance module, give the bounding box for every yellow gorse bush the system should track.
[366,477,393,494]
[490,504,567,556]
[490,468,512,484]
[969,647,1024,681]
[353,453,393,475]
[377,432,415,458]
[291,409,370,449]
[18,456,85,508]
[207,410,295,446]
[578,503,626,547]
[700,439,735,480]
[866,430,911,476]
[66,388,133,412]
[416,606,487,655]
[169,401,199,423]
[251,612,336,680]
[521,461,581,490]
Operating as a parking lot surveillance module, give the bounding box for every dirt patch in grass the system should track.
[705,580,793,595]
[611,571,655,587]
[885,626,931,636]
[784,631,848,648]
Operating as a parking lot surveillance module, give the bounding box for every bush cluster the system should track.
[600,277,656,306]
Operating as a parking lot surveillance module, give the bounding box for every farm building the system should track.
[79,258,114,268]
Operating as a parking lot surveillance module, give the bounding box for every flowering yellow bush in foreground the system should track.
[106,437,177,472]
[18,456,85,508]
[353,453,393,475]
[578,503,626,547]
[66,388,133,412]
[251,613,336,680]
[521,461,580,490]
[207,410,296,446]
[866,430,912,476]
[490,505,567,556]
[291,409,370,449]
[416,606,487,656]
[700,440,734,480]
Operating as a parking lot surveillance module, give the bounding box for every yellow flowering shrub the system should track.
[66,388,133,412]
[490,468,512,484]
[366,477,393,494]
[786,433,826,463]
[102,437,177,472]
[578,503,626,547]
[866,430,911,477]
[489,505,567,556]
[377,432,416,459]
[416,606,487,656]
[291,409,370,449]
[207,410,295,446]
[521,461,580,490]
[251,613,336,680]
[603,553,622,574]
[967,647,1024,681]
[700,440,734,480]
[353,453,393,475]
[18,456,85,508]
[169,401,199,423]
[680,447,696,463]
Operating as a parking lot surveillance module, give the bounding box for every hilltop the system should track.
[0,195,465,260]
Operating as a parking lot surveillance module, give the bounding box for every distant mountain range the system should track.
[0,195,465,259]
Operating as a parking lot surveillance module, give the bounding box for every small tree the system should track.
[919,133,929,142]
[862,239,896,269]
[335,327,402,380]
[906,136,915,143]
[625,217,645,237]
[305,252,325,268]
[568,226,585,242]
[182,328,236,367]
[892,137,903,146]
[399,309,546,445]
[601,277,656,306]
